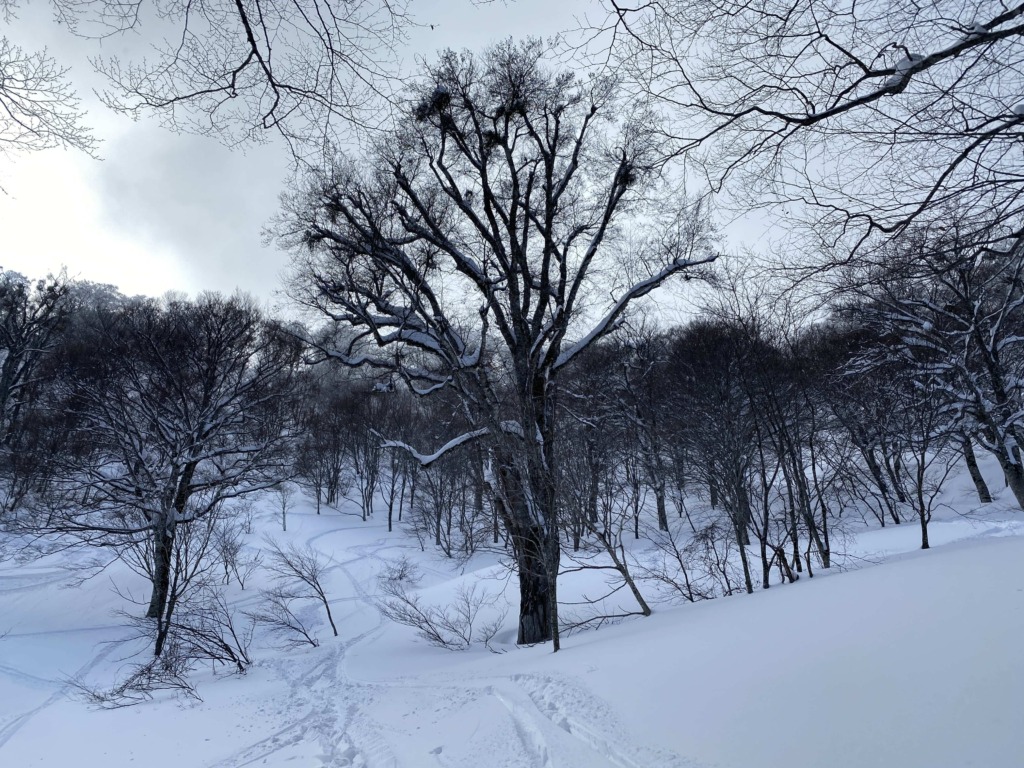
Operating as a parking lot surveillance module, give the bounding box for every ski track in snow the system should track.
[509,673,698,768]
[0,638,120,749]
[0,516,708,767]
[202,525,401,768]
[0,569,69,594]
[194,523,697,768]
[5,481,1024,767]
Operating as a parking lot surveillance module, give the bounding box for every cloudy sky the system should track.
[0,0,599,303]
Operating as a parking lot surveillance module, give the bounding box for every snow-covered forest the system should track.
[2,1,1023,766]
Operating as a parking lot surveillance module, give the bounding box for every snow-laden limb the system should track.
[555,251,717,370]
[882,54,924,89]
[383,428,489,467]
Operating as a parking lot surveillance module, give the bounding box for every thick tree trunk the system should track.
[999,454,1024,509]
[514,524,554,645]
[493,502,500,545]
[961,435,992,503]
[153,593,176,658]
[587,469,599,525]
[146,521,175,623]
[735,521,754,595]
[491,463,557,647]
[760,537,771,590]
[917,486,930,550]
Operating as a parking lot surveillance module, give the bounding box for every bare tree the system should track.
[293,368,354,514]
[263,538,338,637]
[667,319,759,593]
[284,40,715,648]
[17,0,416,156]
[846,223,1024,508]
[377,558,507,651]
[39,293,299,655]
[613,326,675,532]
[212,514,261,588]
[338,390,383,522]
[0,270,70,446]
[74,577,254,707]
[0,270,72,515]
[248,586,321,648]
[372,387,423,532]
[599,0,1024,254]
[0,2,97,160]
[272,482,296,532]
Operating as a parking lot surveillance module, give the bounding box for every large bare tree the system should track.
[284,40,715,647]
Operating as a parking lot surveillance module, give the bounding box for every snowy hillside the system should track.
[2,480,1023,768]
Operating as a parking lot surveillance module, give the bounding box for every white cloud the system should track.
[0,150,191,296]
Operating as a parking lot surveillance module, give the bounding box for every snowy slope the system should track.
[1,496,1022,768]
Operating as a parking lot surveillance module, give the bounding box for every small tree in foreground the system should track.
[39,293,298,656]
[263,538,338,637]
[377,558,507,651]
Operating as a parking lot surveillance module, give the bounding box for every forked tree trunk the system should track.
[149,465,195,652]
[863,447,900,524]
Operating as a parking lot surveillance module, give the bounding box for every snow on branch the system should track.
[382,428,489,467]
[554,252,717,370]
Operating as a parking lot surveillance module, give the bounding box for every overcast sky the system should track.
[0,0,604,304]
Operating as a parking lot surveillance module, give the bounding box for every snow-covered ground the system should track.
[2,465,1023,767]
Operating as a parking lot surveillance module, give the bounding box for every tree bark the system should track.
[862,446,900,524]
[146,521,176,623]
[998,454,1024,509]
[735,520,754,595]
[514,523,554,645]
[654,482,669,532]
[961,435,992,503]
